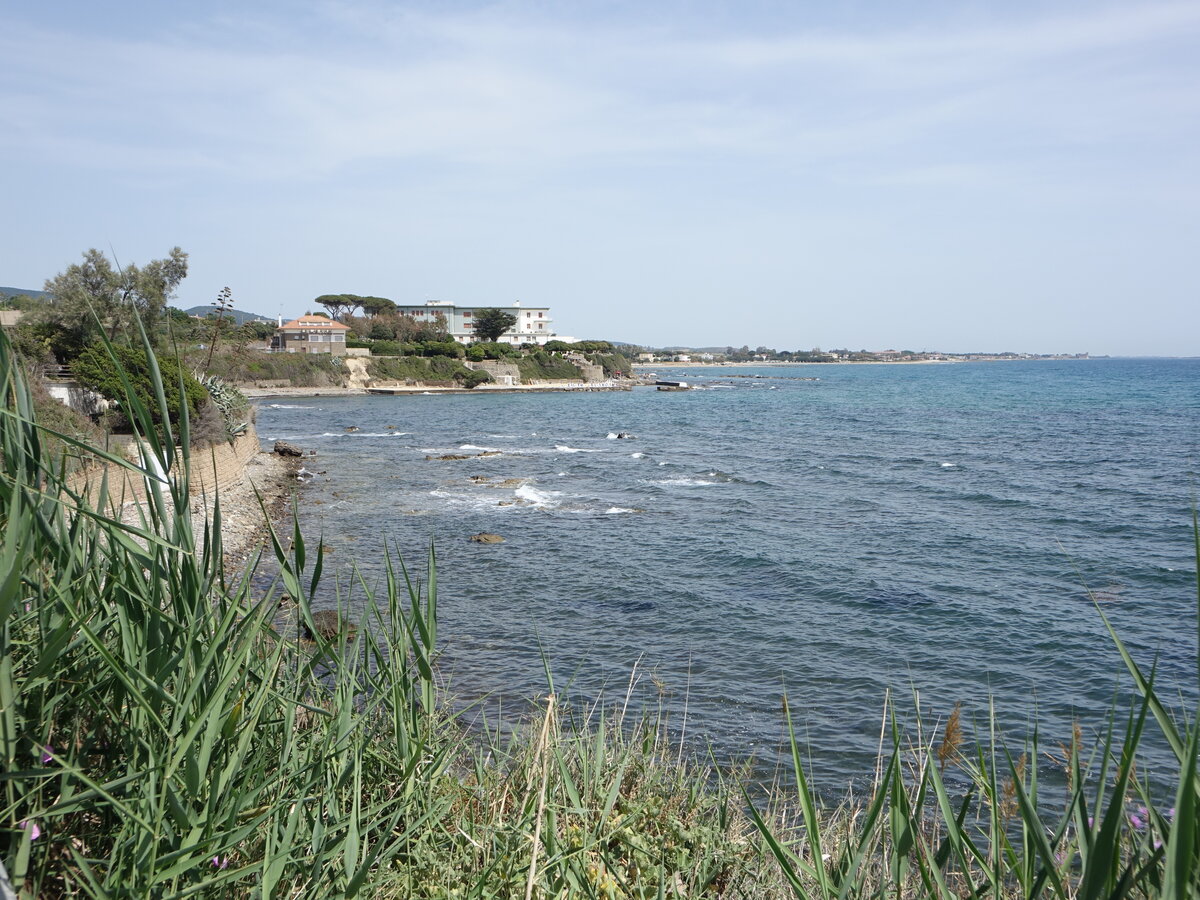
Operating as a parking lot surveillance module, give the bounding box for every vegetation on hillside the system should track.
[365,354,472,384]
[197,347,347,388]
[515,350,584,381]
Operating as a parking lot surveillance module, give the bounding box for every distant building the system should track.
[273,314,349,356]
[393,301,555,345]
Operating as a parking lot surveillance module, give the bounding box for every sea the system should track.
[255,359,1200,792]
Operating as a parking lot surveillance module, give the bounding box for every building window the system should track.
[538,312,543,318]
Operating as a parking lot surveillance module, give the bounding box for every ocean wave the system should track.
[553,445,601,453]
[514,484,562,508]
[267,404,317,409]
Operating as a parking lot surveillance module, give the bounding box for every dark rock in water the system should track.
[303,609,357,641]
[274,441,304,457]
[345,426,360,432]
[470,532,505,543]
[469,475,490,483]
[428,453,471,460]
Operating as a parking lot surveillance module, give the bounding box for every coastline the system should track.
[242,381,632,399]
[197,446,301,573]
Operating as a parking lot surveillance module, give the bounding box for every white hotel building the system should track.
[394,301,562,346]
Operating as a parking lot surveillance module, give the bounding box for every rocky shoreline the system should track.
[190,446,303,575]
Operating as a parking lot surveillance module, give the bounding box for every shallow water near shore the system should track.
[256,359,1199,791]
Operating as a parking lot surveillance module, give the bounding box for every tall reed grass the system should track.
[1,326,1196,898]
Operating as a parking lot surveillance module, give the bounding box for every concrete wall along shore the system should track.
[64,423,264,508]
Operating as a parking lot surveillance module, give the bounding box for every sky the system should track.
[1,1,1197,355]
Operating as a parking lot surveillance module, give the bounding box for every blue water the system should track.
[256,359,1200,789]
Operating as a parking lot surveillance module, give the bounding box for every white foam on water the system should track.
[605,506,638,514]
[428,489,516,511]
[631,452,645,458]
[940,462,957,468]
[459,444,499,452]
[514,484,562,508]
[649,477,718,487]
[607,432,619,439]
[267,404,317,409]
[553,445,600,453]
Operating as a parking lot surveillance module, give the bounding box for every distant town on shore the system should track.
[0,285,1092,365]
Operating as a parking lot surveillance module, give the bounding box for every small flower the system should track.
[212,856,228,869]
[1129,813,1145,831]
[19,820,40,841]
[1153,838,1163,851]
[41,745,54,764]
[1166,807,1175,820]
[1087,817,1094,829]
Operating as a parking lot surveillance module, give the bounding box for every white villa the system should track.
[393,301,557,346]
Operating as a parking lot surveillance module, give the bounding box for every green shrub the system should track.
[470,341,516,360]
[196,349,347,387]
[515,351,581,381]
[456,369,494,389]
[73,343,207,428]
[366,355,471,383]
[585,351,634,377]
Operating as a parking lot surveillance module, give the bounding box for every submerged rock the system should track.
[302,609,357,641]
[470,533,505,543]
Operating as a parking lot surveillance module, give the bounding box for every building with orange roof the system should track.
[272,314,350,356]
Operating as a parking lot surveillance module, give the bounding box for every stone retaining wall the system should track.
[64,423,264,507]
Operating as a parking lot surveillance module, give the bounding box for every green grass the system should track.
[515,352,583,382]
[196,348,347,387]
[366,354,471,384]
[1,326,1197,898]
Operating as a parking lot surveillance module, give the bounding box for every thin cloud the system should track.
[1,2,1196,186]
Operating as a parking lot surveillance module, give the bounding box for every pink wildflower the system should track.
[212,856,228,869]
[41,745,54,764]
[19,820,40,841]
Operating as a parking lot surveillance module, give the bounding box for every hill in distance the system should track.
[0,286,51,302]
[182,306,274,326]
